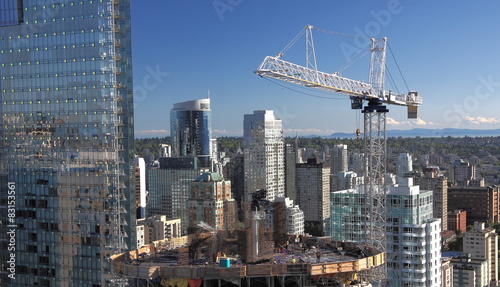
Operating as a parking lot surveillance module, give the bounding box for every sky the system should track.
[130,1,500,138]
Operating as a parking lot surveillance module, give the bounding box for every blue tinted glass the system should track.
[0,0,22,26]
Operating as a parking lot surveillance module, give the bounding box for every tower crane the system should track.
[254,25,422,253]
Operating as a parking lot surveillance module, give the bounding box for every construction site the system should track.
[110,230,385,287]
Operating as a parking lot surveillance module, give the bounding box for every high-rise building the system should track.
[385,179,442,287]
[296,158,330,228]
[0,1,134,286]
[396,153,412,184]
[170,98,212,168]
[463,222,499,285]
[330,144,348,191]
[414,167,448,231]
[187,172,236,231]
[330,144,348,175]
[448,186,500,226]
[453,159,476,186]
[243,110,284,202]
[147,158,201,234]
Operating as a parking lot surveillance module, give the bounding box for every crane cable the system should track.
[387,42,410,92]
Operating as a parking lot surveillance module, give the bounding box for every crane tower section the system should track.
[254,25,422,254]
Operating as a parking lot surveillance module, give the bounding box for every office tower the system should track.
[187,172,236,231]
[147,158,200,234]
[414,167,448,231]
[349,152,365,177]
[448,186,500,226]
[170,98,212,168]
[222,151,244,204]
[463,222,499,284]
[453,159,476,186]
[396,153,412,184]
[330,144,348,175]
[0,1,134,286]
[385,179,442,287]
[243,110,284,202]
[134,157,147,219]
[330,144,347,191]
[296,158,330,229]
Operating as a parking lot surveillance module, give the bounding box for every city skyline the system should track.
[131,1,500,137]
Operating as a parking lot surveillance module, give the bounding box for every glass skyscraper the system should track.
[170,98,212,168]
[0,1,135,286]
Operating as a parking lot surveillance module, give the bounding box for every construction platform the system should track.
[110,237,385,287]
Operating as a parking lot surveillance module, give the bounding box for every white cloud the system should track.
[386,117,433,127]
[464,116,500,125]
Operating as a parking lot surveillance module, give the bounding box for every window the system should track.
[0,0,23,26]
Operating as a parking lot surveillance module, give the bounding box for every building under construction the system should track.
[111,211,385,287]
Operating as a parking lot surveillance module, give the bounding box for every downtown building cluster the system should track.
[0,1,499,287]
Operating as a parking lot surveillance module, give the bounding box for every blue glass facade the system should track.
[0,1,135,286]
[0,0,23,27]
[170,99,212,168]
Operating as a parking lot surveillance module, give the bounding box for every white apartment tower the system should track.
[386,178,442,287]
[463,221,499,285]
[243,110,285,202]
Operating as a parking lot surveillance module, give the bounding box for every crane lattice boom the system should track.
[255,56,421,110]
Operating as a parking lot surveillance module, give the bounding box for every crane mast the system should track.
[254,25,421,280]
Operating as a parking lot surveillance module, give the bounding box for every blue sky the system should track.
[131,1,500,137]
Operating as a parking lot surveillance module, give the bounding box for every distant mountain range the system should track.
[323,128,500,138]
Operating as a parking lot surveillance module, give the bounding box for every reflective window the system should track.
[0,0,23,26]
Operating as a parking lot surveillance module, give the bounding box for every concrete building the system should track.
[137,216,181,246]
[331,144,348,175]
[451,254,489,287]
[463,222,499,285]
[296,158,330,228]
[171,98,212,168]
[448,209,467,233]
[273,197,304,235]
[0,1,135,285]
[336,171,364,191]
[414,167,448,231]
[187,172,236,231]
[453,159,476,186]
[330,144,348,191]
[243,110,285,202]
[396,153,413,184]
[441,258,454,287]
[448,186,500,226]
